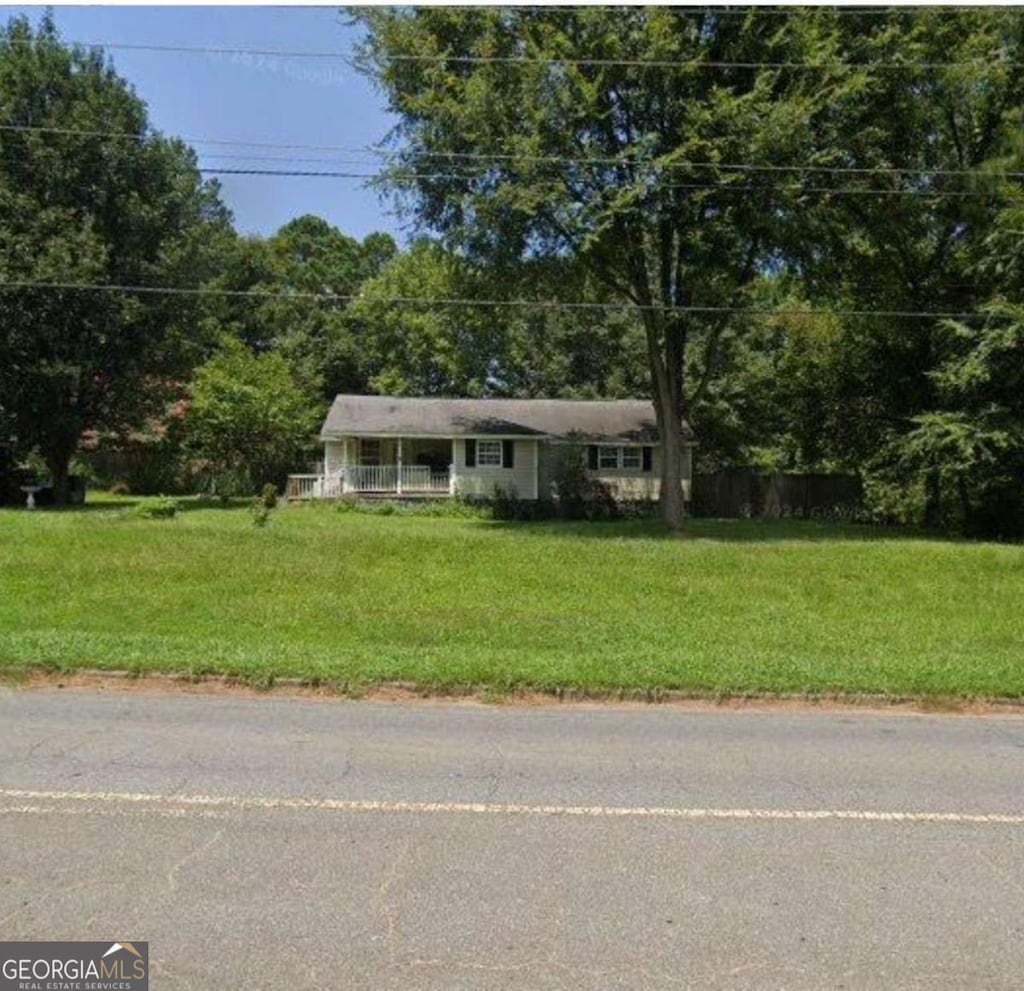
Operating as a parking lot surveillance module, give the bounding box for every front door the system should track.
[359,438,381,466]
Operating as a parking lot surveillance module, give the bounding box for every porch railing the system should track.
[286,465,452,500]
[285,474,323,501]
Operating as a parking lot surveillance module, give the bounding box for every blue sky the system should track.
[6,6,403,240]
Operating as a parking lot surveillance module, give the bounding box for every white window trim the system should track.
[477,439,503,467]
[594,445,644,471]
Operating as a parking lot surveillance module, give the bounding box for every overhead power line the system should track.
[367,53,1024,71]
[4,124,1024,182]
[197,166,1017,198]
[4,36,1024,71]
[0,279,992,320]
[0,123,383,155]
[198,152,1024,180]
[403,7,953,17]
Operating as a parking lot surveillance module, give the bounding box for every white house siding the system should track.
[323,435,690,501]
[323,439,347,475]
[536,441,692,501]
[452,438,538,500]
[536,442,559,499]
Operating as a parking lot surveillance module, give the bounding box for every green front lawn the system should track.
[1,498,1022,698]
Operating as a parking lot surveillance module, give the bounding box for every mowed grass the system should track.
[1,498,1022,698]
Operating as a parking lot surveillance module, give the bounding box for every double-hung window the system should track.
[621,447,642,470]
[477,440,503,466]
[595,445,642,470]
[589,443,651,473]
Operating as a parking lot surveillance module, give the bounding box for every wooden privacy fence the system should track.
[692,469,862,519]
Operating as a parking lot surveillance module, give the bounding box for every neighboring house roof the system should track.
[320,395,694,443]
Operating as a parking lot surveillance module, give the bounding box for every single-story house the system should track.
[286,395,694,502]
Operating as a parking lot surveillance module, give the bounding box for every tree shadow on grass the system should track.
[480,516,944,544]
[57,499,140,512]
[19,495,253,514]
[13,497,139,512]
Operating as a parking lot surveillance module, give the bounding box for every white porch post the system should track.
[397,436,404,495]
[449,438,457,496]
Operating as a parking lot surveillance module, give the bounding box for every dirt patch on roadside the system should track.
[5,668,1022,716]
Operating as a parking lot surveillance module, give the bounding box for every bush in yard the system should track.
[250,498,271,527]
[185,338,320,495]
[489,487,557,522]
[133,496,179,519]
[618,497,657,520]
[551,442,620,521]
[204,467,251,503]
[260,483,279,510]
[861,472,927,528]
[491,486,523,521]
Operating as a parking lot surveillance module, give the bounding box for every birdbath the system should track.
[19,485,41,510]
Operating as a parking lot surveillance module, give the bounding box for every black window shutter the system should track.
[465,439,476,468]
[502,440,515,468]
[642,446,653,472]
[588,445,598,470]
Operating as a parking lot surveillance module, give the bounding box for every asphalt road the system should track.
[1,688,1022,990]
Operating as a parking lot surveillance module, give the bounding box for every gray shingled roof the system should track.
[320,395,693,443]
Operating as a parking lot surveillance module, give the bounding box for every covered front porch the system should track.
[287,436,455,500]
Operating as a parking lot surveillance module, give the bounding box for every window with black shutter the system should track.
[502,440,515,469]
[642,446,653,472]
[465,439,476,467]
[587,445,598,470]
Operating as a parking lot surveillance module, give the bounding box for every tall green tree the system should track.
[490,258,649,400]
[0,15,233,501]
[345,240,648,400]
[899,309,1024,537]
[787,8,1024,523]
[206,216,397,402]
[355,8,846,527]
[344,239,498,396]
[894,178,1024,535]
[185,337,319,493]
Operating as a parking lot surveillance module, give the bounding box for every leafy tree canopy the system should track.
[354,7,856,526]
[0,14,233,500]
[185,337,319,494]
[355,7,1024,530]
[204,216,398,402]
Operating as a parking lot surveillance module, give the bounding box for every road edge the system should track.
[2,667,1022,716]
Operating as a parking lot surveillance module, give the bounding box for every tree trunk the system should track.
[647,341,685,530]
[658,414,686,530]
[923,469,942,529]
[46,451,71,506]
[956,475,971,533]
[640,310,687,532]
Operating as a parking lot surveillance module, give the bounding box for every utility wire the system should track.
[4,36,1024,70]
[4,125,1024,182]
[197,166,1016,198]
[193,164,1015,199]
[0,123,383,154]
[196,152,1024,180]
[407,7,956,16]
[367,54,1024,71]
[0,279,993,320]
